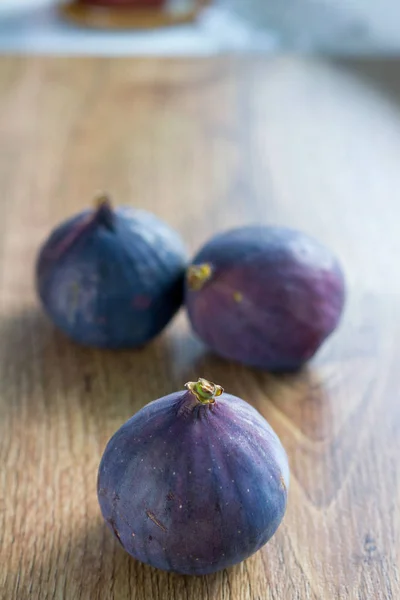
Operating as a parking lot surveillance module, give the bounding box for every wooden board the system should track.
[0,56,399,600]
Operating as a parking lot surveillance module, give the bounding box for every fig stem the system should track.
[187,264,212,291]
[94,193,115,230]
[185,378,224,405]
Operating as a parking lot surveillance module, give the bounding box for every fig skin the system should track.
[98,379,289,576]
[36,197,187,348]
[185,226,346,371]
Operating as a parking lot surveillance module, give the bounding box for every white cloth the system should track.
[0,0,398,55]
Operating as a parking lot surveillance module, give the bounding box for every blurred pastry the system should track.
[60,0,210,28]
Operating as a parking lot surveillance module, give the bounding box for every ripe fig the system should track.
[98,378,289,575]
[185,226,345,371]
[36,196,187,348]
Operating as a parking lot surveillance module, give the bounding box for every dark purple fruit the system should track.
[185,226,345,371]
[98,378,289,575]
[36,195,187,348]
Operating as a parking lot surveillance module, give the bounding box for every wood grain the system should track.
[0,56,399,600]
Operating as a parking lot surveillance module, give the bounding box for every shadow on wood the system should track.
[17,514,244,600]
[334,58,400,109]
[0,307,180,425]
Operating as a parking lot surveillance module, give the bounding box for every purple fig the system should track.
[98,378,289,575]
[36,195,187,349]
[185,226,345,371]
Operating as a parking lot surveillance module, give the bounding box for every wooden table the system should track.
[0,56,399,600]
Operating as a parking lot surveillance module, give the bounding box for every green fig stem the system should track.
[187,263,213,291]
[185,378,224,405]
[94,193,115,230]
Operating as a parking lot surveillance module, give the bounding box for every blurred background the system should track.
[1,0,400,55]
